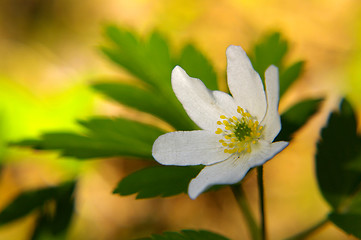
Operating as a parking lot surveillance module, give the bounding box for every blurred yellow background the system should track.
[0,0,360,239]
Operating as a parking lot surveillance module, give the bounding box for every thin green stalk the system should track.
[231,184,260,240]
[284,218,329,240]
[257,166,266,240]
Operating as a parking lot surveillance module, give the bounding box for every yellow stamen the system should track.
[216,106,263,155]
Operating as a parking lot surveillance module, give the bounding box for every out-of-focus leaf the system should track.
[102,26,172,92]
[114,166,203,198]
[275,98,322,142]
[92,82,195,130]
[101,26,199,131]
[329,213,361,239]
[31,181,76,240]
[249,32,303,97]
[138,229,229,240]
[316,99,361,211]
[13,118,166,159]
[0,181,75,226]
[279,61,304,97]
[178,44,218,90]
[249,32,288,81]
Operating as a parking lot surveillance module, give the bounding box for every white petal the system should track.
[261,65,281,141]
[188,155,251,199]
[248,140,289,168]
[152,130,231,166]
[172,66,237,130]
[226,45,267,121]
[187,140,288,199]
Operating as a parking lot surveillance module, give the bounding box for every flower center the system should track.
[215,106,263,154]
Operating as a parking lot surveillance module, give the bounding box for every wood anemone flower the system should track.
[152,45,288,199]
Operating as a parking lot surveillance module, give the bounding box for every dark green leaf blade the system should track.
[101,26,198,131]
[316,99,361,210]
[329,212,361,239]
[138,230,230,240]
[31,181,76,240]
[0,181,75,226]
[114,166,203,198]
[0,188,56,226]
[13,118,166,159]
[102,26,173,93]
[92,82,195,131]
[275,98,322,142]
[102,26,154,87]
[279,61,304,97]
[178,44,218,90]
[249,32,288,81]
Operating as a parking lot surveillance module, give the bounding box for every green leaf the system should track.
[279,61,304,97]
[249,32,288,81]
[249,32,304,97]
[13,118,166,159]
[138,229,229,240]
[0,181,75,226]
[102,26,172,92]
[114,166,203,198]
[178,44,218,90]
[92,82,195,131]
[275,98,322,142]
[329,212,361,239]
[101,25,198,131]
[316,99,361,210]
[31,181,76,240]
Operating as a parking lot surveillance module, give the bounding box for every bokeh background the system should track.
[0,0,360,239]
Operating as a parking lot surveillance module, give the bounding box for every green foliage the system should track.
[178,44,218,90]
[101,25,199,131]
[250,32,288,79]
[275,98,322,142]
[279,61,304,97]
[328,213,361,238]
[316,99,361,238]
[31,181,76,240]
[138,230,229,240]
[0,181,75,228]
[92,82,192,131]
[114,166,203,198]
[14,118,165,159]
[249,32,304,97]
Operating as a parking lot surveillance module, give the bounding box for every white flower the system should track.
[152,45,288,199]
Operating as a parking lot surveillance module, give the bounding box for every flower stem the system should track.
[231,184,260,240]
[257,166,266,240]
[284,217,329,240]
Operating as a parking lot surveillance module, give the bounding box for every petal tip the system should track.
[188,179,201,200]
[265,65,279,76]
[226,45,245,58]
[172,65,185,76]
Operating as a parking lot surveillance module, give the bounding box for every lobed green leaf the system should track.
[92,82,195,131]
[316,99,361,211]
[31,181,76,240]
[13,118,166,159]
[114,166,203,198]
[249,32,288,81]
[329,213,361,239]
[0,181,75,227]
[249,32,303,96]
[178,44,218,90]
[279,61,304,98]
[275,98,322,142]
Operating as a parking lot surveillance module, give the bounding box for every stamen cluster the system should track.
[215,106,263,154]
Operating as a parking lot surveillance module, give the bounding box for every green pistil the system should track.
[234,122,251,142]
